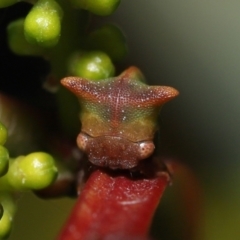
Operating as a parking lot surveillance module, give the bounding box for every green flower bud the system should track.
[68,51,115,80]
[0,209,12,239]
[0,193,16,239]
[70,0,121,16]
[87,24,127,62]
[0,193,16,217]
[0,204,3,220]
[0,0,18,8]
[0,123,7,146]
[7,152,58,190]
[7,18,45,56]
[24,0,63,47]
[0,146,9,177]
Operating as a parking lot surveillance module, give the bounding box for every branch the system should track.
[58,168,170,240]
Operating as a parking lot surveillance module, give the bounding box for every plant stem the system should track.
[58,168,170,240]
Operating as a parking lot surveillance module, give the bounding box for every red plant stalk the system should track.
[58,168,170,240]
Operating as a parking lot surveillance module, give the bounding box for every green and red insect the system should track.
[61,66,178,169]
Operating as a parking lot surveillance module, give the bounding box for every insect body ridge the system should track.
[61,66,178,169]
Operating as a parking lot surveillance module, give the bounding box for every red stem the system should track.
[58,169,169,240]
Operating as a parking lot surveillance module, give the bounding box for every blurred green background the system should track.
[111,1,240,240]
[9,194,74,240]
[5,0,240,239]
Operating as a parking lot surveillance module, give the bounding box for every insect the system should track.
[61,66,178,169]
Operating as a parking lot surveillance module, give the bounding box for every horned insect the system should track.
[61,66,178,169]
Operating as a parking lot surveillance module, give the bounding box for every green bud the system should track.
[70,0,121,16]
[0,193,16,239]
[0,0,18,8]
[68,51,115,80]
[0,204,3,220]
[0,146,9,177]
[0,193,16,217]
[7,18,45,56]
[87,24,127,62]
[7,152,58,190]
[0,123,7,146]
[0,209,12,239]
[24,0,63,47]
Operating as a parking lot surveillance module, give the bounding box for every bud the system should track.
[68,51,115,80]
[0,123,7,146]
[24,0,63,47]
[7,18,45,56]
[0,146,9,177]
[7,152,58,190]
[0,193,16,239]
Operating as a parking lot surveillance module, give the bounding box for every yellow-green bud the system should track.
[7,18,45,56]
[0,193,16,217]
[7,152,58,190]
[24,0,63,47]
[0,193,16,239]
[0,146,9,177]
[0,209,12,239]
[68,51,115,80]
[0,123,7,146]
[0,204,3,220]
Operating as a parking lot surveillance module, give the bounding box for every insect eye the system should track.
[138,141,155,159]
[77,133,89,151]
